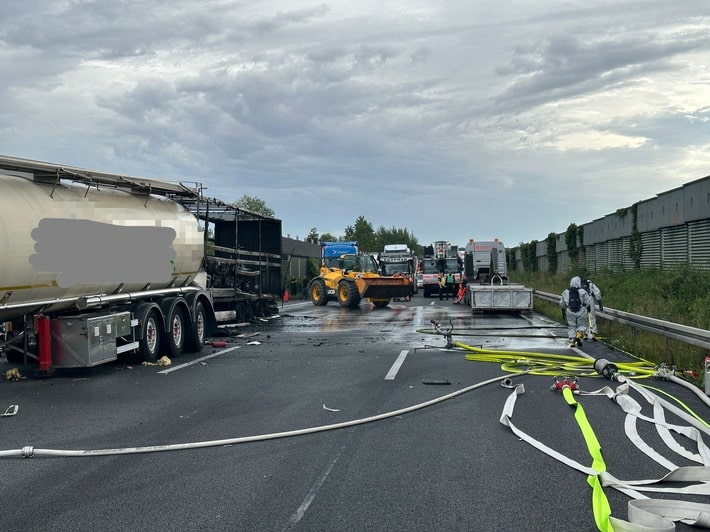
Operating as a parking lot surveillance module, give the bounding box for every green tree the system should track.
[306,257,320,279]
[520,240,538,272]
[565,223,579,264]
[507,249,518,271]
[308,216,420,254]
[306,228,319,243]
[629,203,643,269]
[344,215,376,252]
[320,232,339,242]
[234,195,275,218]
[374,226,419,252]
[546,232,558,274]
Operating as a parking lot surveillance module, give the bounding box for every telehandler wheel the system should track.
[310,278,328,306]
[337,280,361,308]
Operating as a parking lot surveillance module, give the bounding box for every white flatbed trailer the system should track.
[466,283,533,313]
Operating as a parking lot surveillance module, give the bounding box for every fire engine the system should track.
[418,241,463,298]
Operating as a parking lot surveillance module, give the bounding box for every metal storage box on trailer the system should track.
[467,284,533,313]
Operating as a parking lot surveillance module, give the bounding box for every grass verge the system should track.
[510,266,710,380]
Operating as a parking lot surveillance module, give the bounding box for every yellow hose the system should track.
[455,340,657,378]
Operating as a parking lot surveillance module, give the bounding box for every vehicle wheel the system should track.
[423,287,430,298]
[338,281,361,308]
[139,309,162,363]
[163,304,186,358]
[310,279,328,306]
[185,300,206,354]
[373,300,389,308]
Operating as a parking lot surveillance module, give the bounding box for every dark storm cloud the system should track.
[495,31,710,111]
[0,1,708,246]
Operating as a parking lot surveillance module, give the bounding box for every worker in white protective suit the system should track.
[581,278,603,340]
[559,276,591,348]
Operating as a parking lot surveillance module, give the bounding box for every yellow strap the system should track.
[562,386,614,532]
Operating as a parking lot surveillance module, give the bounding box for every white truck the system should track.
[462,239,532,313]
[378,245,418,295]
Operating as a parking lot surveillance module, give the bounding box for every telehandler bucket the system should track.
[355,276,412,300]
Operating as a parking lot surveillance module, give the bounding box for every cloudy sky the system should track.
[2,1,709,247]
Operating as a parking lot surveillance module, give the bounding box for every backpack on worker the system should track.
[568,287,582,312]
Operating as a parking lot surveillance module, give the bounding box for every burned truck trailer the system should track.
[0,155,282,370]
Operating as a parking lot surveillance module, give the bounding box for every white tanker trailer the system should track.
[0,155,282,372]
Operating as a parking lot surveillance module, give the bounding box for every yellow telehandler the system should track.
[308,242,412,308]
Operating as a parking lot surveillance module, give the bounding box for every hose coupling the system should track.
[430,319,454,348]
[550,375,579,392]
[655,363,675,379]
[594,358,619,381]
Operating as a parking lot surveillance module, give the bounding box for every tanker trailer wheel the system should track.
[338,280,361,308]
[138,307,163,363]
[184,300,206,354]
[163,304,186,358]
[310,278,328,306]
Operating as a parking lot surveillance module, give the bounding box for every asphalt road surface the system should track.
[1,295,708,531]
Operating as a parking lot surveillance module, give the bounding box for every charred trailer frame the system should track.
[190,198,283,324]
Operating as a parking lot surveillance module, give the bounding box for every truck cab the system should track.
[339,253,378,274]
[463,239,507,283]
[378,245,418,294]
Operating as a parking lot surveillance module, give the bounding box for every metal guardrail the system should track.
[534,290,710,350]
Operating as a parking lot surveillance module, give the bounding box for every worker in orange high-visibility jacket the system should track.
[455,278,467,304]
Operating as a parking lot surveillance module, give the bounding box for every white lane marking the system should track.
[158,345,242,374]
[385,350,409,380]
[285,445,345,529]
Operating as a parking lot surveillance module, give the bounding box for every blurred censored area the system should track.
[30,218,176,287]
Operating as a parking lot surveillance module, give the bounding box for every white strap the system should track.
[499,384,595,475]
[499,383,710,530]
